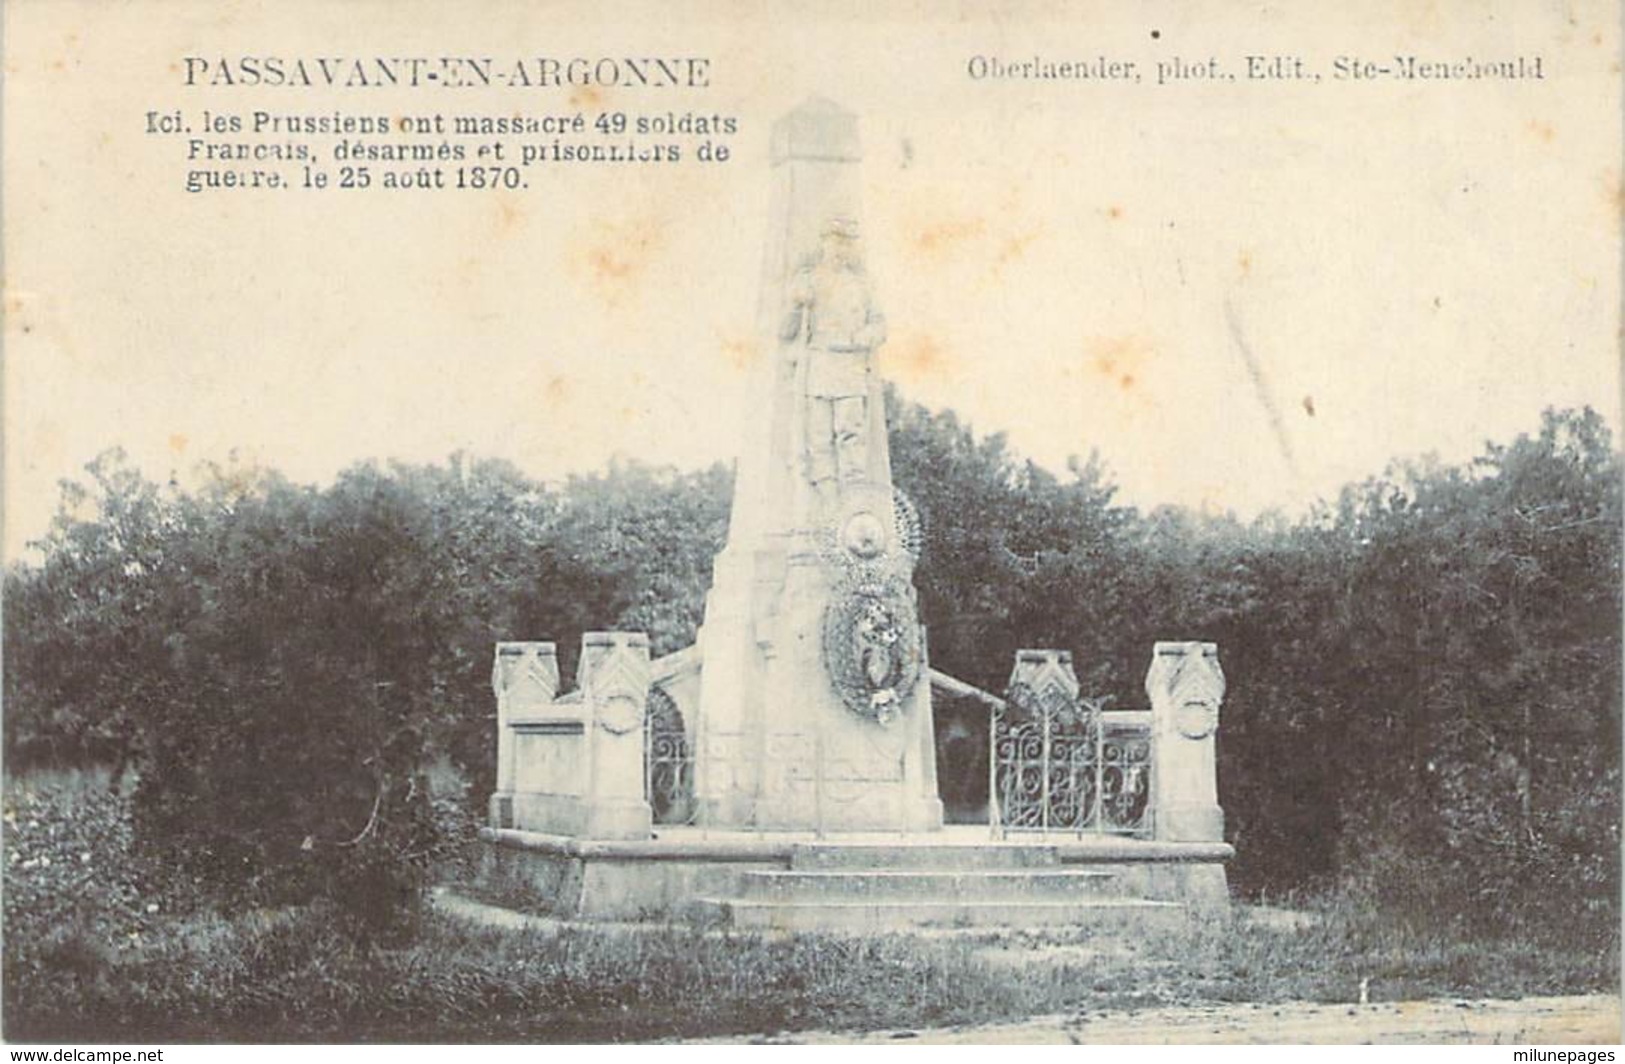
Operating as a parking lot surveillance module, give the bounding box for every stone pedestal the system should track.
[749,559,941,832]
[491,632,653,841]
[576,632,655,839]
[489,641,558,829]
[1145,641,1225,842]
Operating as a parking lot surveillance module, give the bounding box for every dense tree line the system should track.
[5,395,1617,942]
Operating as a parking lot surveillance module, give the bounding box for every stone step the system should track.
[737,868,1123,902]
[789,843,1060,871]
[691,897,1185,933]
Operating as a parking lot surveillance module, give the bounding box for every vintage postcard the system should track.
[3,0,1620,1049]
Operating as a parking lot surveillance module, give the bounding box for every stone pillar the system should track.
[489,641,558,829]
[1145,641,1225,842]
[1007,648,1081,716]
[577,632,655,839]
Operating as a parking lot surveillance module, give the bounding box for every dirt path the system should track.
[692,996,1620,1045]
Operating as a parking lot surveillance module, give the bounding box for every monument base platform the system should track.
[697,795,947,834]
[475,826,1231,928]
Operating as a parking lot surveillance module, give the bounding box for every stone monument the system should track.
[478,98,1234,926]
[691,97,941,831]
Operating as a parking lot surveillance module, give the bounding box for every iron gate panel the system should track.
[644,686,697,825]
[990,686,1151,837]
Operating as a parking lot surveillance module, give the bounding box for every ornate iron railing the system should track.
[644,686,698,825]
[990,686,1151,837]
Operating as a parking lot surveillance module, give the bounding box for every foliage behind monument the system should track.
[3,398,1617,942]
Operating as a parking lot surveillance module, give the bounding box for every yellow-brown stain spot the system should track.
[168,433,189,454]
[718,335,761,372]
[880,333,956,383]
[1106,205,1124,220]
[543,376,570,407]
[1433,295,1443,309]
[589,246,633,280]
[995,230,1039,267]
[1604,169,1625,221]
[572,217,669,305]
[493,194,524,236]
[1086,335,1155,396]
[569,84,605,109]
[907,216,986,258]
[1594,30,1605,46]
[1237,251,1253,276]
[1403,0,1445,37]
[1302,395,1316,417]
[1527,120,1556,144]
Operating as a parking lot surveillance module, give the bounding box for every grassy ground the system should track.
[5,773,1619,1043]
[7,896,1618,1042]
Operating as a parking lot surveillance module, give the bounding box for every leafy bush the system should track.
[4,453,729,934]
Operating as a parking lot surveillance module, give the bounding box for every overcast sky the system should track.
[6,0,1620,560]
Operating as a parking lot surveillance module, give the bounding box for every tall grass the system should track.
[8,896,1617,1042]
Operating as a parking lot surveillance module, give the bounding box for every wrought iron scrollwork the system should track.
[1099,725,1151,830]
[990,685,1151,837]
[643,686,697,825]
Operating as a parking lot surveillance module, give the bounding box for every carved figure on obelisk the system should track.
[779,215,887,498]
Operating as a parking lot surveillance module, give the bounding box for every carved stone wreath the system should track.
[597,693,645,736]
[816,484,922,578]
[821,571,923,726]
[1175,699,1219,740]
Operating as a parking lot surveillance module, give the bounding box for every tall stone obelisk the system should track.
[694,98,942,832]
